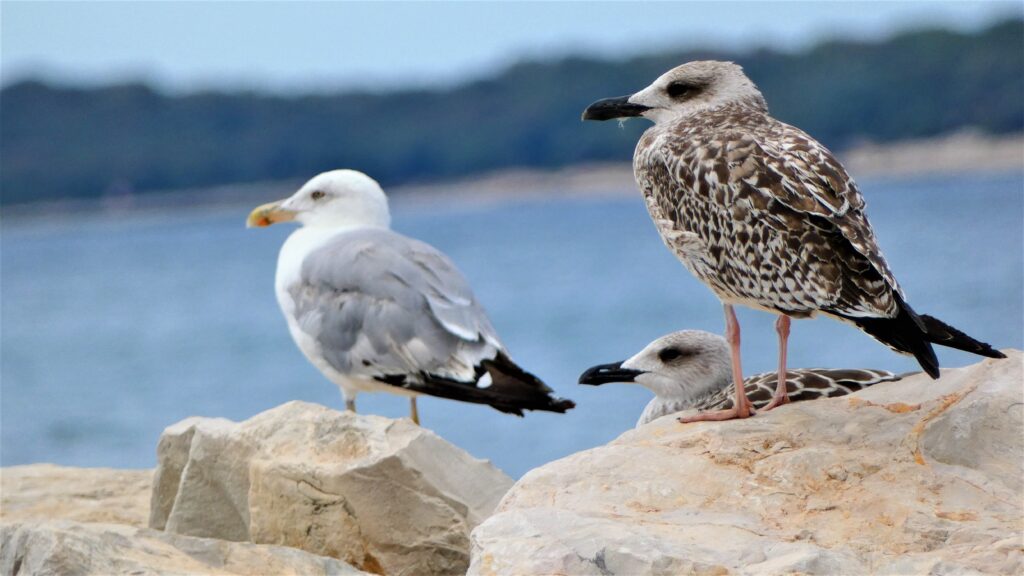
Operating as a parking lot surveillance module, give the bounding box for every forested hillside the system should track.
[2,19,1021,205]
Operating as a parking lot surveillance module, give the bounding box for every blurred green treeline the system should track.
[1,18,1021,205]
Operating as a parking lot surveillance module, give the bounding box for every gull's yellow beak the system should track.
[246,200,297,228]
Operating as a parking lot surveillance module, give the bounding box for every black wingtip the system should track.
[832,298,940,378]
[480,352,576,415]
[499,396,574,415]
[548,398,576,413]
[381,359,575,416]
[918,314,1007,360]
[834,296,1006,380]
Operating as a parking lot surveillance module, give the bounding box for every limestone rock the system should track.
[151,401,514,575]
[0,520,366,575]
[1,464,151,527]
[470,352,1023,575]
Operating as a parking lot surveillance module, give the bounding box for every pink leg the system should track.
[679,304,755,423]
[762,314,791,411]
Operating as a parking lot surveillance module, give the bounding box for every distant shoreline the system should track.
[5,131,1022,220]
[394,130,1024,205]
[842,130,1024,180]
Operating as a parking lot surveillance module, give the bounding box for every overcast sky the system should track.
[2,1,1020,93]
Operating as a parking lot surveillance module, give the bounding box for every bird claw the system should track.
[678,403,756,423]
[760,394,791,412]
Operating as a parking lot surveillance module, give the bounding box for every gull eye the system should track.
[666,81,696,99]
[658,348,685,362]
[310,190,326,200]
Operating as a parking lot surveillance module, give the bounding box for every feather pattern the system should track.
[639,367,903,426]
[585,60,1003,383]
[286,227,573,414]
[291,228,502,382]
[635,104,901,320]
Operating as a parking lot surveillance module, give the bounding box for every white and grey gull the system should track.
[579,330,903,427]
[247,169,574,424]
[582,60,1005,422]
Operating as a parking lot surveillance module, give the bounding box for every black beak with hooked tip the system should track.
[581,95,651,121]
[578,361,646,385]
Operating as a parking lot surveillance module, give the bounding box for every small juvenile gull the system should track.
[582,60,1005,422]
[579,330,902,427]
[247,169,574,424]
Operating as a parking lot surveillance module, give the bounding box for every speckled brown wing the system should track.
[709,368,904,411]
[635,117,901,320]
[762,123,904,298]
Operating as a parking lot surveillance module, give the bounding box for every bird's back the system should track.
[282,227,574,415]
[634,105,900,320]
[286,227,501,380]
[638,367,902,426]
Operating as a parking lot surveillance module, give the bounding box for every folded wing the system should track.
[289,228,573,415]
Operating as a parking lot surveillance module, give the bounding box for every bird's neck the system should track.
[276,224,381,295]
[286,225,348,247]
[274,227,336,291]
[656,381,726,406]
[656,99,770,130]
[637,381,733,427]
[299,209,391,230]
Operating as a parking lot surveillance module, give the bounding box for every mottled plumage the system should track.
[635,106,899,321]
[662,368,901,424]
[583,61,1004,421]
[579,330,902,427]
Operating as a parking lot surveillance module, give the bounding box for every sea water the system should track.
[2,171,1021,477]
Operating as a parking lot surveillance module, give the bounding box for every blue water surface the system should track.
[3,171,1022,477]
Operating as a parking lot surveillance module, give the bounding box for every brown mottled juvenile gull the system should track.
[246,169,574,424]
[578,330,903,427]
[582,61,1005,422]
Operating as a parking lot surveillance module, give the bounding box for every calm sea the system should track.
[3,172,1022,478]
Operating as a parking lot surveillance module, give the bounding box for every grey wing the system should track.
[289,229,502,383]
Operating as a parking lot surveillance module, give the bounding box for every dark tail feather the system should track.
[398,352,574,416]
[919,314,1007,359]
[834,298,1006,380]
[478,352,576,416]
[834,299,940,379]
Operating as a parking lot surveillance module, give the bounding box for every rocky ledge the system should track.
[150,401,513,575]
[2,353,1020,576]
[2,402,513,576]
[470,351,1023,575]
[1,521,365,576]
[1,464,152,528]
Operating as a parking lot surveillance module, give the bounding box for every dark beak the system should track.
[578,361,646,385]
[581,95,651,121]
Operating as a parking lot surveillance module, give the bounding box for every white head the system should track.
[246,169,391,230]
[582,60,767,125]
[579,330,732,401]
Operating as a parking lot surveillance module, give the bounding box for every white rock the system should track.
[0,520,366,575]
[0,464,151,527]
[470,352,1023,576]
[151,401,513,575]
